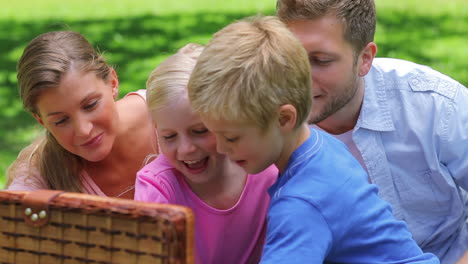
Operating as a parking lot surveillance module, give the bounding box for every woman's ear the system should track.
[109,68,119,99]
[277,104,297,132]
[32,113,45,127]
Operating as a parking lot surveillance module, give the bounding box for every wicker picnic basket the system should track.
[0,190,194,264]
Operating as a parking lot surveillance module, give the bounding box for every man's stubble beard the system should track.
[308,63,360,125]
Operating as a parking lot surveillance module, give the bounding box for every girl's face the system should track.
[34,68,119,162]
[153,96,227,186]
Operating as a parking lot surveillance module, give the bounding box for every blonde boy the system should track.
[188,16,438,263]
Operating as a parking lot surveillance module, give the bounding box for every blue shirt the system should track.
[339,58,467,263]
[261,128,439,264]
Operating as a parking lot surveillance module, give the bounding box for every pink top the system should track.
[135,154,277,264]
[6,90,146,196]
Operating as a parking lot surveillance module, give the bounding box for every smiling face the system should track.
[201,117,284,175]
[34,68,119,162]
[287,15,363,125]
[153,96,228,185]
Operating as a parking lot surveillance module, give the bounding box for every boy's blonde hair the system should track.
[146,43,204,113]
[188,16,311,129]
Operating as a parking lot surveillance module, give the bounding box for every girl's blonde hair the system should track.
[146,43,204,113]
[142,43,204,165]
[14,31,112,192]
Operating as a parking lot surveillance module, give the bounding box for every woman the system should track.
[6,31,156,199]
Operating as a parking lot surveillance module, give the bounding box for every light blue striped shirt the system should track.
[334,58,467,264]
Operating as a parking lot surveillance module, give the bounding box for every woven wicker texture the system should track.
[0,190,194,264]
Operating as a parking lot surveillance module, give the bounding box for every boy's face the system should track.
[201,117,284,174]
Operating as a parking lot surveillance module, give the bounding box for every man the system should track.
[276,0,468,263]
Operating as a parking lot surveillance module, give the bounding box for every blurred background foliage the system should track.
[0,0,466,187]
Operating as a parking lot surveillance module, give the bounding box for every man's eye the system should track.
[310,57,332,65]
[318,60,331,64]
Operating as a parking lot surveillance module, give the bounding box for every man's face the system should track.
[288,15,362,125]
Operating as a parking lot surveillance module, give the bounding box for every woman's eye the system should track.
[84,100,98,110]
[54,117,69,126]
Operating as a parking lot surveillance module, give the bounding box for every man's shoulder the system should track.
[371,58,451,81]
[369,58,462,100]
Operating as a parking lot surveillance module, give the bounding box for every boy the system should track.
[188,15,439,263]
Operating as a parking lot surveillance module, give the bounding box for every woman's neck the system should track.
[86,95,156,198]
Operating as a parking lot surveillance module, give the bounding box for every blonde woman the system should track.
[6,31,156,199]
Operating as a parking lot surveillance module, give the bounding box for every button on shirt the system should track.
[335,58,468,264]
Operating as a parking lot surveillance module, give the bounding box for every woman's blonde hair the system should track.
[15,31,112,192]
[188,16,311,130]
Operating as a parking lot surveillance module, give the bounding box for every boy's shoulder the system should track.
[274,128,367,201]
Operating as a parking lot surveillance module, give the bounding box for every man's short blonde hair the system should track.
[277,0,376,54]
[188,15,311,129]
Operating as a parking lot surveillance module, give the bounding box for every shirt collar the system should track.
[268,128,321,198]
[356,66,395,132]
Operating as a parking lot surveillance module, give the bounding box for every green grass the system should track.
[0,0,466,188]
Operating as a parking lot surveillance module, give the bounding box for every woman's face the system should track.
[33,68,120,162]
[154,96,228,186]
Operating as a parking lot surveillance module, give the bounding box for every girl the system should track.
[135,43,277,264]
